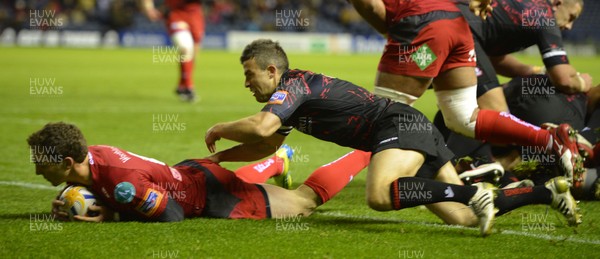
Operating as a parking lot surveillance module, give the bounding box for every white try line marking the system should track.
[0,181,60,191]
[319,212,600,245]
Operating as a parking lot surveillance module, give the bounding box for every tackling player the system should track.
[141,0,204,102]
[28,122,370,222]
[349,0,584,185]
[204,39,581,236]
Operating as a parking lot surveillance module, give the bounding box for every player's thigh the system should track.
[367,148,425,207]
[375,71,431,98]
[477,87,509,112]
[433,66,477,90]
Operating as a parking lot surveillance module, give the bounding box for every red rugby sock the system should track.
[304,150,371,203]
[234,155,284,184]
[179,59,195,89]
[475,110,550,148]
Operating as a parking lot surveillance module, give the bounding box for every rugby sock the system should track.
[494,186,551,216]
[304,150,371,203]
[498,170,520,187]
[475,110,550,149]
[234,155,285,184]
[390,178,477,209]
[179,60,195,89]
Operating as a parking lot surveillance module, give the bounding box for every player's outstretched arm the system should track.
[349,0,387,35]
[206,133,286,163]
[139,0,162,21]
[489,54,540,78]
[205,112,282,153]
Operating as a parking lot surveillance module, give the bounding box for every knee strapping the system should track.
[171,29,194,62]
[435,85,478,138]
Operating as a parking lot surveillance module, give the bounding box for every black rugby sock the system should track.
[498,170,521,187]
[494,186,551,216]
[390,177,477,209]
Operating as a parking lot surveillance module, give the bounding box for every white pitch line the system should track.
[0,181,60,191]
[319,211,600,245]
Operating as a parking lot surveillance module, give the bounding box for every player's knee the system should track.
[366,190,392,211]
[171,28,194,62]
[443,115,475,138]
[435,86,479,138]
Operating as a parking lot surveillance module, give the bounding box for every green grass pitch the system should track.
[1,47,599,258]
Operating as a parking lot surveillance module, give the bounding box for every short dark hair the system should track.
[27,122,88,164]
[240,39,289,71]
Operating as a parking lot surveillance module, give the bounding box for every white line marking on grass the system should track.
[320,212,600,245]
[0,181,60,191]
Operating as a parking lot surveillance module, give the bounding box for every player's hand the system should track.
[144,8,162,22]
[51,199,69,221]
[579,73,593,92]
[73,204,114,223]
[470,0,493,20]
[205,125,222,153]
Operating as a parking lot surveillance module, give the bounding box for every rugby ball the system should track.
[59,185,97,220]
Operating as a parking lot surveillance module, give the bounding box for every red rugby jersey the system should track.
[87,145,204,220]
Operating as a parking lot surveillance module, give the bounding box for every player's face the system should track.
[555,3,582,30]
[242,58,277,103]
[35,163,68,186]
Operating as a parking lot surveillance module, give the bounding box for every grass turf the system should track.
[1,47,599,258]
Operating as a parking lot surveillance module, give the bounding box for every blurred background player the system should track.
[349,0,583,185]
[28,122,370,222]
[141,0,204,102]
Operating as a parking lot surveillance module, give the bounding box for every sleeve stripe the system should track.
[276,126,293,136]
[542,50,567,59]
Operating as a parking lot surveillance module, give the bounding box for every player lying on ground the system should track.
[494,76,600,200]
[28,122,370,222]
[204,39,581,236]
[434,0,591,183]
[349,0,583,185]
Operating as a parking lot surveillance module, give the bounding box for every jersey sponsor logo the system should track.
[114,182,136,203]
[170,167,182,181]
[136,189,164,217]
[411,44,437,71]
[268,91,288,105]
